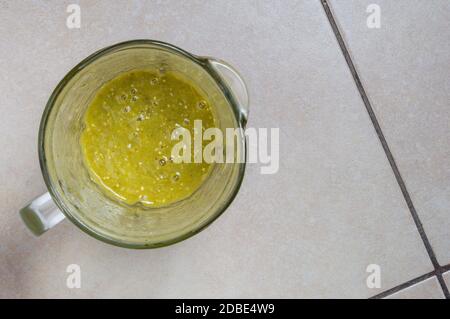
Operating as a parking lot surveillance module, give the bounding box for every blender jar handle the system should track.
[206,58,249,127]
[20,192,65,236]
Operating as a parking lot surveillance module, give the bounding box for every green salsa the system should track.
[80,69,215,207]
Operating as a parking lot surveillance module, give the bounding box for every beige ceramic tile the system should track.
[0,0,432,298]
[444,271,450,290]
[329,0,450,265]
[385,277,444,299]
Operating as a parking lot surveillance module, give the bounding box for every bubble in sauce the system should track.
[159,157,167,166]
[172,172,181,182]
[197,100,207,109]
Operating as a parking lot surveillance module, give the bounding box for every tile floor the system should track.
[444,271,450,289]
[0,0,448,298]
[385,276,444,299]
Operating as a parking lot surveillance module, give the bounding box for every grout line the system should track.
[441,264,450,273]
[436,272,449,298]
[320,0,449,299]
[371,267,450,299]
[369,271,435,299]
